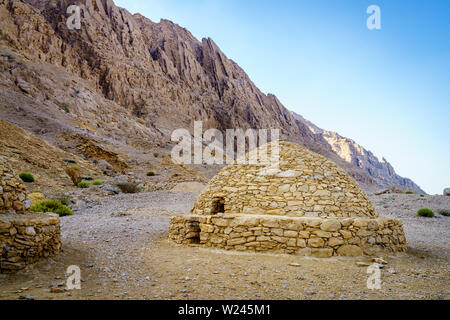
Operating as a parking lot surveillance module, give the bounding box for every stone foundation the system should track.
[0,212,61,272]
[169,214,407,257]
[0,156,62,273]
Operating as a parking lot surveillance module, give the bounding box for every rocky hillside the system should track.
[0,0,424,193]
[0,119,102,192]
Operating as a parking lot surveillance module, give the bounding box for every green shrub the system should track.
[19,172,35,183]
[72,166,79,171]
[65,167,82,186]
[146,171,156,177]
[420,194,425,197]
[33,190,43,194]
[30,200,73,216]
[56,195,71,206]
[77,181,90,188]
[117,182,140,194]
[405,190,414,194]
[438,209,450,217]
[417,208,434,218]
[92,180,103,186]
[60,102,70,113]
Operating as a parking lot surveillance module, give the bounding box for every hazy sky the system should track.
[115,0,449,195]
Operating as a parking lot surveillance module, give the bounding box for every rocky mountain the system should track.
[0,0,425,193]
[292,113,425,193]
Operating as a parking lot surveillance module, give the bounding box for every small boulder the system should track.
[444,188,450,196]
[16,77,39,95]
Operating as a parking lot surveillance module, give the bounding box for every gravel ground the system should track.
[0,192,448,300]
[369,193,450,258]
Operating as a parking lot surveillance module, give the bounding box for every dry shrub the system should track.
[117,182,140,194]
[65,167,82,186]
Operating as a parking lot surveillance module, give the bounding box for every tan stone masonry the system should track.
[191,141,377,218]
[0,157,61,273]
[169,141,407,257]
[169,214,406,257]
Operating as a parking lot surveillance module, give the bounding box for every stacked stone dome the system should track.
[192,141,377,218]
[169,141,407,257]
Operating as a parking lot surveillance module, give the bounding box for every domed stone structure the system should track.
[0,157,61,272]
[169,141,407,257]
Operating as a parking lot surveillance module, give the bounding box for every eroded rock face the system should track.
[0,0,424,192]
[292,113,426,194]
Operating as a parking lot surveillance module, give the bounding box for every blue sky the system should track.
[115,0,450,195]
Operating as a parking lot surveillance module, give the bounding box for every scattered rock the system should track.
[372,258,388,265]
[288,263,301,267]
[16,77,39,95]
[356,262,370,267]
[50,287,65,293]
[388,268,397,274]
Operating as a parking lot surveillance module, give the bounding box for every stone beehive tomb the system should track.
[169,141,407,257]
[0,157,61,272]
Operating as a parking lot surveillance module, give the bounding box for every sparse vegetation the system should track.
[417,208,434,218]
[60,102,70,113]
[405,190,414,194]
[30,200,73,216]
[438,209,450,217]
[54,195,71,206]
[33,190,43,194]
[72,165,79,171]
[65,167,82,186]
[77,181,90,188]
[420,194,425,197]
[19,172,35,183]
[93,180,103,186]
[146,171,156,177]
[117,182,140,194]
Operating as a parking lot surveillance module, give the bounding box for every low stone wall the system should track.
[0,213,61,272]
[169,214,407,257]
[0,157,29,214]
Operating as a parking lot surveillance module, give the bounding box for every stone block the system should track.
[336,245,363,257]
[308,238,324,248]
[311,248,333,258]
[284,230,298,238]
[320,219,341,232]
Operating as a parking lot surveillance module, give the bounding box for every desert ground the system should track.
[0,189,448,300]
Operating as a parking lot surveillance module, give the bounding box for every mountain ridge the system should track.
[0,0,425,194]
